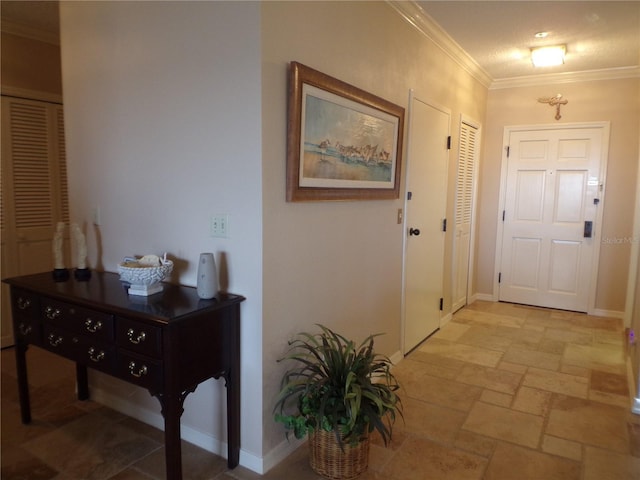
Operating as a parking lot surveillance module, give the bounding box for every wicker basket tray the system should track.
[308,429,370,479]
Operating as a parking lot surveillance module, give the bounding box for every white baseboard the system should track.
[440,312,452,327]
[1,334,14,349]
[592,308,625,319]
[389,349,404,365]
[90,387,265,474]
[262,436,306,474]
[473,293,496,302]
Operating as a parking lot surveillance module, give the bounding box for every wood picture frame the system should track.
[286,62,405,202]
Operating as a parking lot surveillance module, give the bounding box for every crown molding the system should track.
[388,1,639,91]
[490,66,640,90]
[1,19,59,45]
[387,0,493,89]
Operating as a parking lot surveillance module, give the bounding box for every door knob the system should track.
[409,228,421,236]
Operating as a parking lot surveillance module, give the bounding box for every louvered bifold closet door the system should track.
[452,120,479,312]
[54,105,70,223]
[1,96,70,347]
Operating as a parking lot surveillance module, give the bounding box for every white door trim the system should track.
[493,121,610,314]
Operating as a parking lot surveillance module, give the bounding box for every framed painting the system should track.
[286,61,405,202]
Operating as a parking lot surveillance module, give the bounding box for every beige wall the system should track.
[60,0,265,465]
[476,78,640,314]
[1,32,62,95]
[261,1,487,456]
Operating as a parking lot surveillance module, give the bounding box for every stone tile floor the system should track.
[2,301,640,479]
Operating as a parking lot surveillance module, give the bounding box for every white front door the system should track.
[498,125,608,312]
[403,93,450,353]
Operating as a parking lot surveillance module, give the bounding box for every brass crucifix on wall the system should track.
[538,94,568,120]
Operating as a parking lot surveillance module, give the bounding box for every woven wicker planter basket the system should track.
[308,429,370,479]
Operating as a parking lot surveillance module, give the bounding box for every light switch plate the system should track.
[210,214,229,238]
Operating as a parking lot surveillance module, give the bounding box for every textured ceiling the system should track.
[416,1,640,80]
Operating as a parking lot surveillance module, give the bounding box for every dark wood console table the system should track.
[4,271,245,480]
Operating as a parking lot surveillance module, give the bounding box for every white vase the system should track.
[196,253,218,299]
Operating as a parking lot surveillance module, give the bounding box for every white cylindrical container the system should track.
[196,252,218,299]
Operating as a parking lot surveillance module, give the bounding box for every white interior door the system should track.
[403,94,450,353]
[452,119,479,312]
[499,126,606,312]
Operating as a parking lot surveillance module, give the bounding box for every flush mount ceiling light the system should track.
[531,45,566,67]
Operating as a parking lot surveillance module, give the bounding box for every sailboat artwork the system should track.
[300,83,399,190]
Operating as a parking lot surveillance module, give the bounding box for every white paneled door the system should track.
[403,94,450,353]
[498,126,607,312]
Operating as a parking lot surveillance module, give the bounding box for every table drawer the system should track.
[12,289,38,318]
[117,351,163,392]
[76,337,117,374]
[11,289,42,343]
[43,324,117,373]
[40,298,114,341]
[42,324,81,361]
[116,317,162,358]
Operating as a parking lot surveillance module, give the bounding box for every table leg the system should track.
[162,394,183,480]
[15,342,31,424]
[226,367,240,468]
[226,311,241,469]
[76,363,89,400]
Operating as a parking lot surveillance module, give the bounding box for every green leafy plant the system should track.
[273,324,402,447]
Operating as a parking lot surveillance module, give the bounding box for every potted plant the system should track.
[274,324,402,479]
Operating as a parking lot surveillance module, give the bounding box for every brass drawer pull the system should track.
[127,328,146,344]
[17,297,31,310]
[18,323,32,336]
[48,333,63,347]
[88,347,105,362]
[85,318,103,333]
[45,306,61,320]
[128,361,148,378]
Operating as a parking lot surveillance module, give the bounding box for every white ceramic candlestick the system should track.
[71,223,88,269]
[53,222,65,269]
